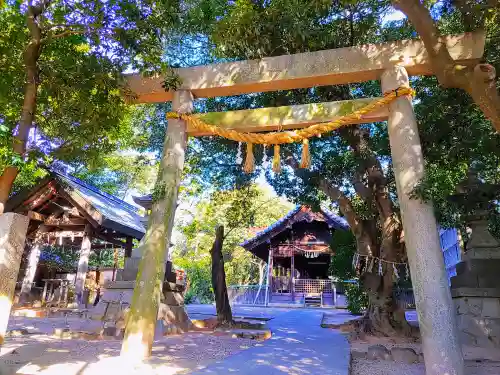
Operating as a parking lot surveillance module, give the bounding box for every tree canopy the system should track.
[131,0,500,335]
[0,0,180,211]
[174,184,293,302]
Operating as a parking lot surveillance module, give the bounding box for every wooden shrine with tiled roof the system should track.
[6,169,146,305]
[241,205,348,307]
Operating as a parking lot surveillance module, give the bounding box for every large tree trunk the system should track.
[357,272,411,336]
[392,0,500,132]
[286,150,411,337]
[210,225,233,326]
[0,4,43,213]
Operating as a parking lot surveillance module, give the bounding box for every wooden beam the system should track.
[93,231,127,248]
[57,187,102,227]
[28,211,46,222]
[189,98,388,135]
[44,217,87,227]
[46,230,86,238]
[126,32,484,103]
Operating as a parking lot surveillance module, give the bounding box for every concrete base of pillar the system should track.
[159,282,191,335]
[452,259,500,348]
[0,213,29,344]
[452,288,500,347]
[450,213,500,348]
[117,258,141,281]
[90,277,191,337]
[89,281,134,321]
[451,240,500,348]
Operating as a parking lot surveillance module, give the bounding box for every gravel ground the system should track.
[351,358,500,375]
[0,332,257,375]
[349,335,500,375]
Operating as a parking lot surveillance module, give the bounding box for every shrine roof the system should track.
[240,205,348,250]
[6,170,146,239]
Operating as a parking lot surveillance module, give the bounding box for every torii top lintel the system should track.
[126,32,485,104]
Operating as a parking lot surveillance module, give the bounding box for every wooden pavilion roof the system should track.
[6,170,145,250]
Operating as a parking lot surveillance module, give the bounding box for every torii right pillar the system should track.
[381,65,464,375]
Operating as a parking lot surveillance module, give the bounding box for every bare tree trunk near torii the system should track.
[210,225,233,326]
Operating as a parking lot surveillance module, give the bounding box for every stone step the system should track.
[215,328,272,340]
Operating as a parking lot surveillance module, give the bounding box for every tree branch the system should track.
[48,30,85,40]
[393,0,500,132]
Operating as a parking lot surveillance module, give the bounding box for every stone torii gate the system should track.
[119,32,485,375]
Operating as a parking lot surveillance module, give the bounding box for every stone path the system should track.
[2,306,357,375]
[188,308,356,375]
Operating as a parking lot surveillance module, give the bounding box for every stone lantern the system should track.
[449,172,500,347]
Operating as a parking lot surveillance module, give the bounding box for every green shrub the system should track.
[176,257,214,304]
[184,290,197,304]
[345,282,368,315]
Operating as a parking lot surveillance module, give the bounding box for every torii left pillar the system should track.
[121,90,193,361]
[0,213,29,344]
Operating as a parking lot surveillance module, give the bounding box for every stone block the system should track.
[0,213,29,344]
[456,313,500,347]
[158,303,191,332]
[121,269,139,282]
[451,274,479,289]
[482,298,500,318]
[105,280,135,289]
[464,248,500,260]
[466,298,483,316]
[162,291,184,306]
[88,302,107,320]
[101,290,123,302]
[390,347,418,364]
[367,345,391,360]
[121,258,140,281]
[452,287,500,299]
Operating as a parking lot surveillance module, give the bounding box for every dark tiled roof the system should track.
[240,205,348,248]
[53,171,146,239]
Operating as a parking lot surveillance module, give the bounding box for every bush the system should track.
[345,282,368,315]
[184,290,197,304]
[175,257,214,304]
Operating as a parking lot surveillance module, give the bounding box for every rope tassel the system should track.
[393,263,400,281]
[272,144,281,174]
[367,256,374,273]
[243,143,255,173]
[300,139,311,169]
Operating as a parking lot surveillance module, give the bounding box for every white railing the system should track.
[294,279,333,294]
[227,285,267,305]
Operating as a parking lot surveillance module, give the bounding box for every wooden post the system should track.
[19,225,48,304]
[265,247,273,307]
[41,280,48,306]
[291,252,295,301]
[62,280,69,307]
[121,90,193,361]
[125,237,133,258]
[112,248,118,281]
[48,281,54,303]
[75,225,92,304]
